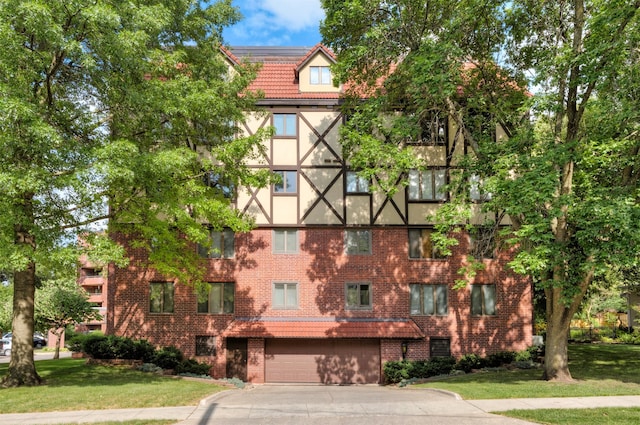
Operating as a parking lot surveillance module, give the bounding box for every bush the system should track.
[383,360,410,384]
[133,339,157,363]
[83,333,116,359]
[153,346,184,370]
[175,358,212,376]
[485,351,516,367]
[455,353,485,373]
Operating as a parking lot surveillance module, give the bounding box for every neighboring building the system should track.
[106,45,532,384]
[77,257,108,333]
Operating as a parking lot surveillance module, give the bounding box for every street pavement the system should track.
[1,384,640,425]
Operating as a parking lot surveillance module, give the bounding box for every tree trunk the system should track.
[543,298,573,381]
[53,329,63,360]
[1,262,41,387]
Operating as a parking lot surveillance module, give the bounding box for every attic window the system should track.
[310,66,331,85]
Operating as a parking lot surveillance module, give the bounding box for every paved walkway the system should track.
[1,386,640,425]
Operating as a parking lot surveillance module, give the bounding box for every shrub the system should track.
[133,339,157,362]
[175,358,212,376]
[82,333,116,359]
[383,360,410,384]
[137,363,163,374]
[427,356,457,376]
[455,353,485,373]
[485,351,516,367]
[153,346,184,370]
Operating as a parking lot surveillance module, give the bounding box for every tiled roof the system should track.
[224,318,425,339]
[229,45,342,100]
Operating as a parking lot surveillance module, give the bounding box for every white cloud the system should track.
[225,0,324,46]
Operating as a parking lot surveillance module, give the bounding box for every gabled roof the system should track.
[224,317,425,339]
[228,44,342,101]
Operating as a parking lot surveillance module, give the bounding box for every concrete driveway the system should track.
[182,385,537,425]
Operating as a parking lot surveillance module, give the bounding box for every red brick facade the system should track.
[107,227,532,383]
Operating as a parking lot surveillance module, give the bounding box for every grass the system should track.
[0,358,229,413]
[414,343,640,399]
[502,407,640,425]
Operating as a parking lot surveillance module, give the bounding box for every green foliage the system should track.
[383,360,411,384]
[485,351,517,368]
[383,357,457,384]
[152,346,184,370]
[175,358,212,376]
[73,334,156,361]
[35,278,102,333]
[454,354,486,373]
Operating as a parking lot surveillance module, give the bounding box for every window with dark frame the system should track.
[273,229,298,254]
[408,228,446,259]
[407,112,448,146]
[195,336,216,356]
[410,284,448,315]
[346,171,370,194]
[346,283,372,309]
[408,169,447,201]
[274,170,297,194]
[149,282,174,313]
[197,282,234,314]
[273,282,298,309]
[469,226,496,259]
[469,174,493,202]
[430,337,451,357]
[273,113,297,136]
[471,284,496,316]
[198,228,235,259]
[345,229,371,254]
[203,172,236,199]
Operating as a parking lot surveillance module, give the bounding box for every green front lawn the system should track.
[502,407,640,425]
[0,359,229,413]
[414,344,640,399]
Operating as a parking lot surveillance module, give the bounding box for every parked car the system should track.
[0,332,47,354]
[1,337,11,356]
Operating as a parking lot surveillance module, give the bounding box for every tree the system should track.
[321,0,640,381]
[0,0,270,387]
[35,278,102,359]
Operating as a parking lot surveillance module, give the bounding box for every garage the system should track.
[265,338,380,384]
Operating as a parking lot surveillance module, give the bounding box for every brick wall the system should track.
[107,227,532,379]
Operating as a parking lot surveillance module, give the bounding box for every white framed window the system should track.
[408,169,447,201]
[150,282,174,313]
[408,228,445,259]
[197,282,234,314]
[471,284,496,316]
[273,282,298,309]
[273,229,298,254]
[410,284,448,316]
[346,283,372,309]
[346,171,369,194]
[345,229,371,255]
[310,66,331,85]
[273,113,297,136]
[470,174,493,202]
[198,228,234,258]
[274,170,297,194]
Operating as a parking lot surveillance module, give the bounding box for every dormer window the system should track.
[310,66,331,85]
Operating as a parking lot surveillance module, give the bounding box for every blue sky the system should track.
[223,0,325,46]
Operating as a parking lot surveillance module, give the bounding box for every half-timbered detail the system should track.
[107,45,533,384]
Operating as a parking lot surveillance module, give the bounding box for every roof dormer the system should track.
[295,44,340,94]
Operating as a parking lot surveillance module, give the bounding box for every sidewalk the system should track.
[1,392,640,425]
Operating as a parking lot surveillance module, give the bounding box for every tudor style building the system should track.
[106,45,532,384]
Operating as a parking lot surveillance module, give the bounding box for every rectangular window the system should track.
[469,226,496,259]
[274,170,297,194]
[410,284,448,315]
[346,171,369,194]
[469,175,492,202]
[430,338,451,357]
[195,336,216,356]
[197,282,234,314]
[408,228,445,259]
[346,283,372,309]
[273,282,298,309]
[198,228,235,258]
[273,229,298,254]
[203,172,236,199]
[150,282,174,313]
[408,169,447,201]
[310,66,332,85]
[471,284,496,316]
[273,113,297,136]
[345,229,371,255]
